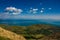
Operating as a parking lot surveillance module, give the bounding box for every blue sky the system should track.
[0,0,60,20]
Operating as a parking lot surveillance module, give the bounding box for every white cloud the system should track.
[5,7,23,15]
[32,8,38,14]
[40,10,44,13]
[33,9,38,11]
[6,7,16,11]
[29,8,38,14]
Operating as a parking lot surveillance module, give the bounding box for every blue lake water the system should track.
[0,19,60,26]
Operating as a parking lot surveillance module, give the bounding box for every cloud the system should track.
[5,7,23,15]
[40,10,44,13]
[33,9,38,11]
[29,8,38,14]
[0,7,23,19]
[33,9,38,13]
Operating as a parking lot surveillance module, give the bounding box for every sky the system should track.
[0,0,60,20]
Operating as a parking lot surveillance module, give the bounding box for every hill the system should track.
[0,27,26,40]
[0,24,60,40]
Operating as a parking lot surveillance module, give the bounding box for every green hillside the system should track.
[0,24,60,40]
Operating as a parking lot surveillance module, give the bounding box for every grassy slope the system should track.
[0,36,10,40]
[0,24,60,40]
[0,27,26,40]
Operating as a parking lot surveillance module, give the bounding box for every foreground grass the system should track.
[0,36,10,40]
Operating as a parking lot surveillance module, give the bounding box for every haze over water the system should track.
[0,19,60,26]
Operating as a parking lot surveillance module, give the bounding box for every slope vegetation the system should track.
[0,24,60,40]
[0,27,26,40]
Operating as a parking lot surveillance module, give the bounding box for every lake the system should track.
[0,19,60,26]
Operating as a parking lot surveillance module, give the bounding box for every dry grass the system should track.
[0,27,26,40]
